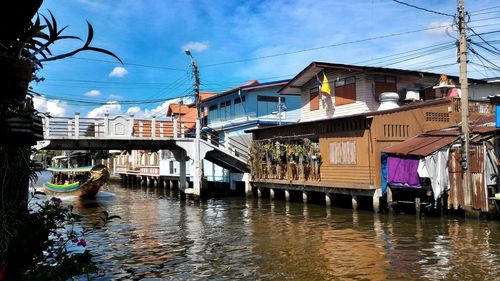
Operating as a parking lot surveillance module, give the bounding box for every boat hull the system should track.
[45,165,109,198]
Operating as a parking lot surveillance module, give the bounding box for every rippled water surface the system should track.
[36,172,500,280]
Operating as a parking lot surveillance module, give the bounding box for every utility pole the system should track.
[185,49,202,196]
[458,0,472,210]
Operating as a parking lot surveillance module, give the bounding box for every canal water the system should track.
[35,172,500,280]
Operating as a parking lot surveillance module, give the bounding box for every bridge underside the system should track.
[43,139,182,151]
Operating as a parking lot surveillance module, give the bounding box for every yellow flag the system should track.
[321,73,331,95]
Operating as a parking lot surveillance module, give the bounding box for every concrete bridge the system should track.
[41,113,250,196]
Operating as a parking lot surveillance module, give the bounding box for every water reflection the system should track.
[32,173,500,280]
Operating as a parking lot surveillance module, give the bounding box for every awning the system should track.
[47,166,93,173]
[382,136,457,157]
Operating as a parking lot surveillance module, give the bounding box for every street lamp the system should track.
[185,49,200,122]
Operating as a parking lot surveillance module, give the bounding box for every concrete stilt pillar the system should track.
[257,187,262,198]
[352,195,358,210]
[387,187,393,212]
[285,190,290,201]
[302,191,308,204]
[415,197,421,215]
[169,180,173,189]
[230,179,236,193]
[244,173,252,198]
[373,189,381,213]
[178,151,187,193]
[270,188,275,200]
[325,193,332,207]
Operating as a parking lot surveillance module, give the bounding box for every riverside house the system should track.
[247,62,494,211]
[200,80,300,191]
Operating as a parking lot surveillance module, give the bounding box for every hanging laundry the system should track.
[387,156,421,187]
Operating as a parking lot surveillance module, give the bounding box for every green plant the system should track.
[0,10,122,80]
[0,194,120,280]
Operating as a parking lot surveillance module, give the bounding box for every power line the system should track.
[32,90,195,107]
[39,78,192,86]
[469,5,500,14]
[391,0,455,17]
[69,57,187,72]
[200,24,456,68]
[469,27,500,54]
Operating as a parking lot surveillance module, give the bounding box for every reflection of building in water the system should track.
[319,228,388,281]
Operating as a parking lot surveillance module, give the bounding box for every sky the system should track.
[31,0,500,118]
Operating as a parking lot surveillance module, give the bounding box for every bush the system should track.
[0,193,119,280]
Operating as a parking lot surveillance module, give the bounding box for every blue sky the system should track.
[32,0,500,118]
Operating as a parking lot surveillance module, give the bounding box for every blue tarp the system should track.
[381,153,388,196]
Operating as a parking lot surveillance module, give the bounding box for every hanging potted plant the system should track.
[0,10,122,103]
[263,142,272,178]
[273,141,283,179]
[286,144,295,180]
[295,144,306,180]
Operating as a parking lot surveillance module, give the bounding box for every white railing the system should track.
[200,130,249,163]
[44,113,187,140]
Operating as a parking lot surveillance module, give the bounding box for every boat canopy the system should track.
[47,166,94,173]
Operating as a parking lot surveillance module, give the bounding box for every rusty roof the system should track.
[382,125,499,157]
[382,136,458,157]
[278,61,487,94]
[424,125,498,136]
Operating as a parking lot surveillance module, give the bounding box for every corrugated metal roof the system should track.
[382,136,458,157]
[201,80,289,103]
[278,61,487,94]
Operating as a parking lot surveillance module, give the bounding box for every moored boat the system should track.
[45,165,109,198]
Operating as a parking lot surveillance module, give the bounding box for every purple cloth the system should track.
[387,156,421,187]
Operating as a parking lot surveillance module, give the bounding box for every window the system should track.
[257,96,284,117]
[161,150,174,160]
[224,100,231,119]
[233,96,246,117]
[219,100,230,120]
[208,104,218,123]
[310,88,319,111]
[374,75,397,101]
[383,124,409,138]
[329,141,356,164]
[335,76,356,106]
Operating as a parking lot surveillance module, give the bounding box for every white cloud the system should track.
[126,106,141,116]
[182,41,209,53]
[425,21,454,37]
[109,94,123,99]
[108,66,129,78]
[122,96,194,119]
[84,90,102,97]
[33,97,67,117]
[86,102,122,118]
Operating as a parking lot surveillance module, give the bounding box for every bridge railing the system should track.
[44,113,192,139]
[200,130,249,163]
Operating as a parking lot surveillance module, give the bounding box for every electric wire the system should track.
[69,56,186,72]
[391,0,455,17]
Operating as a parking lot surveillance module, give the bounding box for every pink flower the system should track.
[50,197,62,206]
[77,238,87,247]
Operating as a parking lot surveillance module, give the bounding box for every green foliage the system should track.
[0,193,120,280]
[1,10,122,71]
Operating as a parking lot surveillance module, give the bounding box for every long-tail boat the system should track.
[45,165,109,198]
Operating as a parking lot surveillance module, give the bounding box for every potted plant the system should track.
[263,142,272,178]
[0,10,122,103]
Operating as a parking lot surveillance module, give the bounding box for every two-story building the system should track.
[200,80,301,190]
[247,62,495,211]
